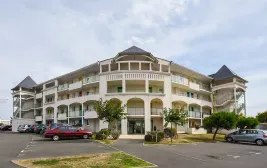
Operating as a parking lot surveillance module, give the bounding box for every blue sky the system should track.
[0,0,267,119]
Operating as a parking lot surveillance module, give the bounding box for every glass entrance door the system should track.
[128,118,145,134]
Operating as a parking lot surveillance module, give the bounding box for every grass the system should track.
[13,152,154,168]
[95,139,117,145]
[144,133,225,145]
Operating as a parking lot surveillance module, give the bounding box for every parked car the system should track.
[28,125,37,133]
[17,125,22,132]
[44,126,92,141]
[225,129,267,146]
[0,125,12,131]
[34,124,46,134]
[18,124,31,133]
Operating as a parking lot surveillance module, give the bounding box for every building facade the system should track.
[11,46,247,133]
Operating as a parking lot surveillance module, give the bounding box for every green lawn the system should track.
[145,133,225,144]
[13,152,155,168]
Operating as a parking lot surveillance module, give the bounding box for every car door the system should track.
[233,130,247,141]
[245,130,258,142]
[69,127,79,138]
[58,126,69,139]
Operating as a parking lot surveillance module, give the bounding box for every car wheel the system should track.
[255,139,264,146]
[226,137,233,142]
[52,135,59,141]
[83,134,88,139]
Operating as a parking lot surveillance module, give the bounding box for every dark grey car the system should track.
[225,129,267,146]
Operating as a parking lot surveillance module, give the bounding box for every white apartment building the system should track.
[11,46,247,134]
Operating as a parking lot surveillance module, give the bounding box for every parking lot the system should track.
[1,132,267,168]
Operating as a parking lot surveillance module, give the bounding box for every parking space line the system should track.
[155,147,207,162]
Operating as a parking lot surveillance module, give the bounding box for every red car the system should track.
[44,126,92,141]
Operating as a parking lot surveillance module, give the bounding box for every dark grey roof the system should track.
[119,46,150,55]
[12,76,37,90]
[209,65,247,82]
[114,46,158,62]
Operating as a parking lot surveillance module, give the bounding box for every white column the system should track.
[121,100,128,135]
[109,64,111,72]
[19,87,22,119]
[146,75,149,93]
[139,62,141,70]
[67,106,70,124]
[234,87,237,114]
[144,100,151,134]
[128,62,130,70]
[122,74,126,93]
[168,65,171,73]
[54,108,57,123]
[42,84,46,124]
[34,90,36,117]
[100,65,102,73]
[150,63,152,71]
[81,104,84,126]
[200,106,203,126]
[187,104,189,128]
[244,92,247,117]
[159,64,162,72]
[118,63,120,71]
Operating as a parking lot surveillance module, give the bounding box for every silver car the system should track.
[225,129,267,146]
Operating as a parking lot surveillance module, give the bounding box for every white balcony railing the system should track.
[203,114,210,118]
[46,114,54,119]
[35,116,42,121]
[151,108,163,115]
[58,84,69,91]
[69,81,82,90]
[189,82,200,91]
[188,111,201,118]
[69,110,83,117]
[58,113,67,120]
[36,93,43,99]
[83,75,100,85]
[127,108,144,115]
[171,75,189,85]
[84,110,98,119]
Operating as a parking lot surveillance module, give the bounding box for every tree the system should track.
[203,112,238,140]
[162,108,188,142]
[94,99,126,130]
[256,111,267,123]
[237,117,259,129]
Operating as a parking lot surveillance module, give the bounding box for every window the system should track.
[69,127,78,131]
[246,130,258,134]
[59,127,68,131]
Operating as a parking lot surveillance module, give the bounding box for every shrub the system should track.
[195,125,200,129]
[95,132,107,140]
[164,127,177,137]
[100,128,111,137]
[111,130,120,140]
[91,133,96,140]
[144,134,153,142]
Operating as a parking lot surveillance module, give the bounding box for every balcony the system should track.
[171,75,189,86]
[203,114,210,118]
[46,114,54,119]
[188,111,201,118]
[58,113,67,120]
[35,103,42,109]
[44,101,55,105]
[69,110,83,117]
[200,84,210,92]
[58,84,69,92]
[83,75,100,85]
[127,108,144,115]
[84,110,98,119]
[35,116,42,121]
[189,82,200,91]
[69,81,82,90]
[151,108,163,115]
[36,93,42,99]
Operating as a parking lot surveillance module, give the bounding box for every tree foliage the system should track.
[256,111,267,123]
[94,98,126,125]
[203,112,238,140]
[237,117,259,129]
[162,108,188,142]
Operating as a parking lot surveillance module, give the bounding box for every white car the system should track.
[18,124,31,133]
